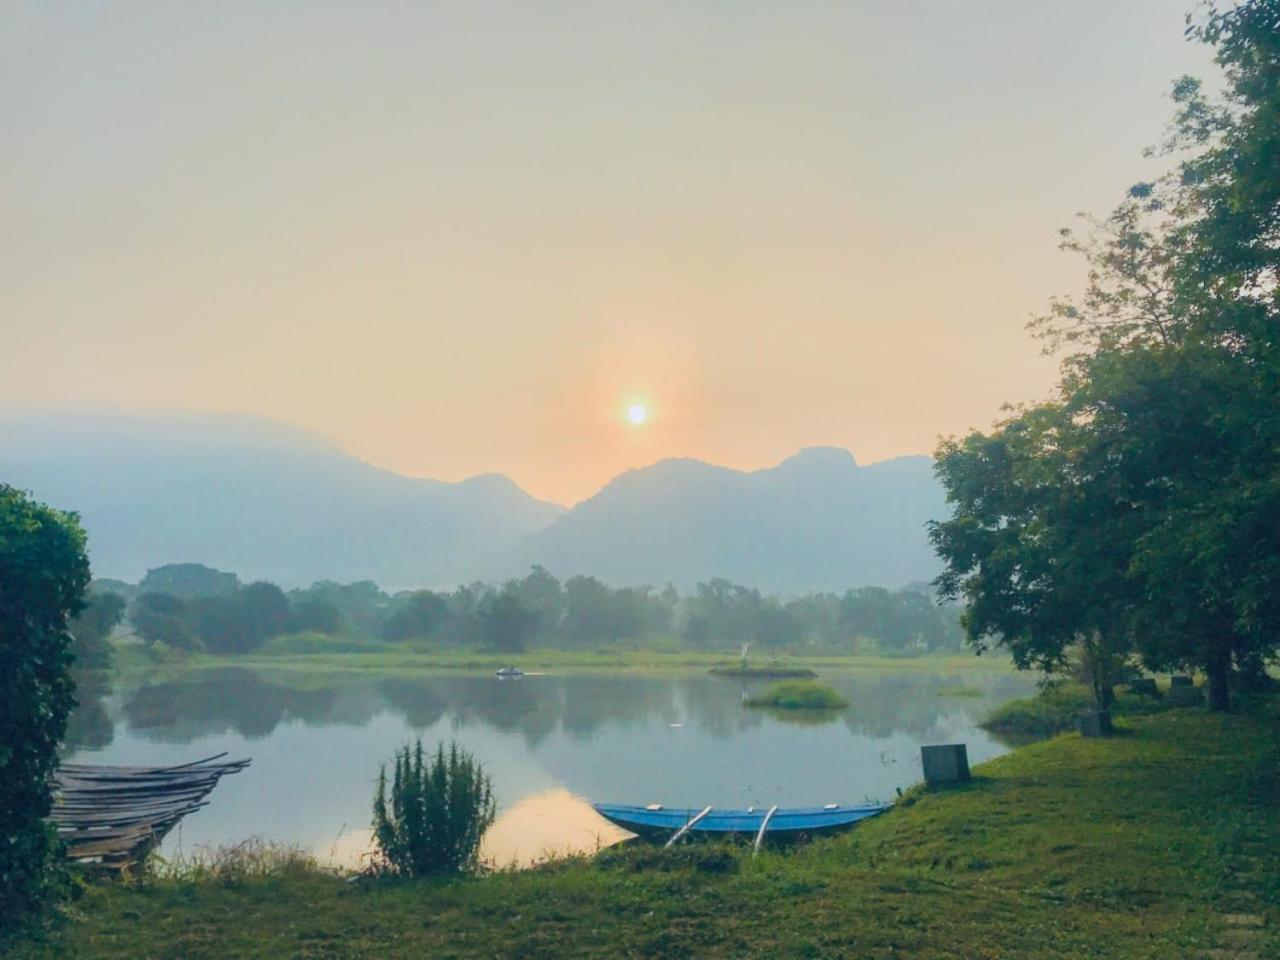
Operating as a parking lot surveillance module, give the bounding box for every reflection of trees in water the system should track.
[678,677,765,737]
[106,667,1035,747]
[438,676,562,747]
[833,673,1033,738]
[376,678,446,730]
[122,668,339,742]
[558,677,677,740]
[64,670,114,752]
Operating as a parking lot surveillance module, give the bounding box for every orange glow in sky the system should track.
[1,2,1213,504]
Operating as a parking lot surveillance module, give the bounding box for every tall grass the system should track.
[149,838,325,884]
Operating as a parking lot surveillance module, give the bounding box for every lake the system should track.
[64,665,1035,868]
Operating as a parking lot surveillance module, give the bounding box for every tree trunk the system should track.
[1094,679,1115,711]
[1206,654,1231,712]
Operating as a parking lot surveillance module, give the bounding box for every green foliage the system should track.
[0,484,90,944]
[69,590,125,670]
[286,596,344,635]
[372,740,496,877]
[474,588,539,652]
[139,562,239,599]
[381,590,449,642]
[107,563,968,658]
[930,403,1139,710]
[934,1,1280,712]
[745,680,848,710]
[130,592,197,650]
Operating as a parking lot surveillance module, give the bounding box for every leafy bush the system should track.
[372,740,496,877]
[745,680,848,710]
[0,485,90,945]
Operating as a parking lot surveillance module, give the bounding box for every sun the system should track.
[627,403,648,425]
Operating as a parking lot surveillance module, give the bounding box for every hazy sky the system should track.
[3,2,1214,504]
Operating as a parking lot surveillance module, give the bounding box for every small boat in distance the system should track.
[495,666,524,678]
[592,801,889,847]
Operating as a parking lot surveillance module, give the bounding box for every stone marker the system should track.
[1127,677,1159,697]
[921,744,970,785]
[1077,709,1113,738]
[1170,675,1194,687]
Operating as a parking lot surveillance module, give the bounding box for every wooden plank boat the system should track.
[52,753,249,871]
[592,801,889,842]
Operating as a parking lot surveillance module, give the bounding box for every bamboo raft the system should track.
[52,753,250,870]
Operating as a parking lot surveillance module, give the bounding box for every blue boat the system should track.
[592,801,889,847]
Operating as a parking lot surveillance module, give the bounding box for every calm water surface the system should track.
[65,667,1034,867]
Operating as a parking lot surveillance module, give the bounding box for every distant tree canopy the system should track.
[0,485,89,942]
[933,0,1280,712]
[69,589,126,670]
[108,561,962,657]
[138,562,239,599]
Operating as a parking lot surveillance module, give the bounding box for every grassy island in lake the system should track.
[708,665,818,679]
[745,680,848,710]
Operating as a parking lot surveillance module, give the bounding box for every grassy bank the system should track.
[18,700,1277,958]
[112,642,1020,679]
[980,681,1200,741]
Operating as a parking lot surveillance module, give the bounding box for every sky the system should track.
[2,2,1216,505]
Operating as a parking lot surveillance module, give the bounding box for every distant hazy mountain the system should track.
[0,415,947,592]
[493,447,947,592]
[0,413,564,588]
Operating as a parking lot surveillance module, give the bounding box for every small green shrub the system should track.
[372,740,496,877]
[746,680,848,710]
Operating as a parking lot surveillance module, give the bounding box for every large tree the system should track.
[935,1,1280,711]
[930,403,1140,708]
[0,485,90,942]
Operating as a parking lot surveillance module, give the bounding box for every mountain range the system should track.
[0,413,946,592]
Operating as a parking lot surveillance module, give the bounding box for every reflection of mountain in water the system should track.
[81,667,1033,749]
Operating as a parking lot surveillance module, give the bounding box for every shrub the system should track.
[745,680,848,710]
[0,485,90,945]
[372,740,496,877]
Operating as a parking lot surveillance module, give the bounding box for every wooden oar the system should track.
[664,806,712,848]
[752,805,779,855]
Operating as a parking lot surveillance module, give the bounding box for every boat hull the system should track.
[592,802,889,841]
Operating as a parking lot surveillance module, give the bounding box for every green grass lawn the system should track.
[17,699,1277,959]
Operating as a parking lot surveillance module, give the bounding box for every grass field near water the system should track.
[18,698,1278,958]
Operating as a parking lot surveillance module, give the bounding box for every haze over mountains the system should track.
[0,414,946,592]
